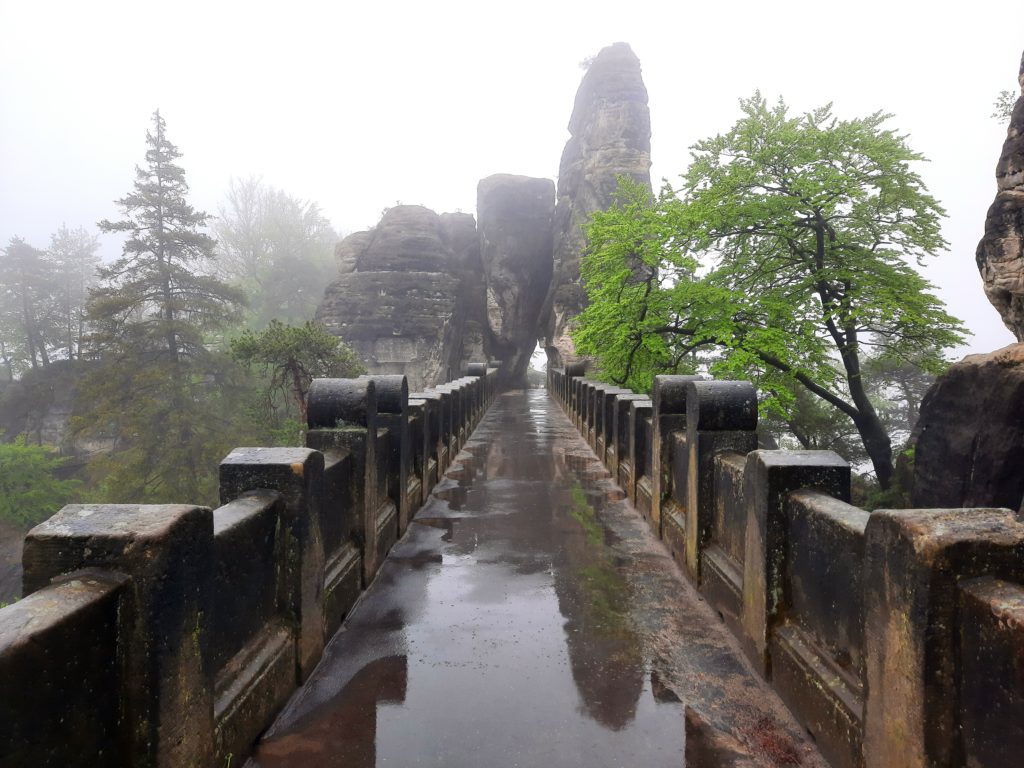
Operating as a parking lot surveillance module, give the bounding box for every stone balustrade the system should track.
[0,365,498,768]
[548,366,1024,768]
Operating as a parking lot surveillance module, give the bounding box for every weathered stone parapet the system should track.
[360,374,410,535]
[628,399,654,510]
[958,576,1024,768]
[307,376,378,429]
[219,448,327,682]
[682,381,758,581]
[23,503,216,768]
[740,450,851,674]
[210,493,294,766]
[552,371,1024,768]
[700,450,747,629]
[772,490,868,768]
[406,398,426,512]
[306,377,380,585]
[649,375,702,540]
[0,570,127,767]
[862,507,1024,768]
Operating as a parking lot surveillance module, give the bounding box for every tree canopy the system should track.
[0,435,80,528]
[231,319,364,425]
[574,94,966,489]
[212,176,338,327]
[74,110,246,504]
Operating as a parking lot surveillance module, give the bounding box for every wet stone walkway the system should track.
[250,389,827,768]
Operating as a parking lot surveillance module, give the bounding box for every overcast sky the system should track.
[1,0,1021,355]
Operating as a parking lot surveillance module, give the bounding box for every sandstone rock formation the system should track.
[543,42,652,367]
[977,50,1024,338]
[911,343,1024,510]
[316,206,485,390]
[316,43,653,388]
[477,174,555,385]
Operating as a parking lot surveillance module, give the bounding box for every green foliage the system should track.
[0,435,80,528]
[574,94,966,489]
[993,89,1017,124]
[73,110,246,505]
[230,320,365,427]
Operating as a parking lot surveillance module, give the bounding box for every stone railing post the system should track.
[22,504,215,767]
[741,450,850,674]
[682,380,758,581]
[305,377,381,584]
[411,391,443,485]
[361,374,410,535]
[649,375,702,538]
[609,392,647,484]
[862,507,1024,768]
[219,447,326,682]
[627,398,654,507]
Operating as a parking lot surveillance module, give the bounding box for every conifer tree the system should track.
[47,224,100,361]
[0,237,58,372]
[75,110,245,503]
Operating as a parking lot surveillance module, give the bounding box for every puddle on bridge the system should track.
[249,389,824,768]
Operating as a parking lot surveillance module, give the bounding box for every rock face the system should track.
[315,206,485,390]
[543,42,652,367]
[911,343,1024,510]
[977,50,1024,338]
[477,174,555,385]
[315,43,653,387]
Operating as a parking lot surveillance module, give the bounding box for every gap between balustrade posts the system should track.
[0,363,499,768]
[549,365,1024,768]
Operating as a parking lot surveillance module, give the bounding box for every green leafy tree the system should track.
[0,435,80,528]
[230,320,364,427]
[212,176,338,327]
[575,95,966,489]
[74,110,245,504]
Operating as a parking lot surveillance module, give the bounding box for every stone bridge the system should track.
[2,367,1023,767]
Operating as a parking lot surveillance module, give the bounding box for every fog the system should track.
[1,0,1021,354]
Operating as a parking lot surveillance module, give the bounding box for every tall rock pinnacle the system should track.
[977,49,1024,339]
[542,42,653,367]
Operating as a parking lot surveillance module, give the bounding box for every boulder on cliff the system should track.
[977,50,1024,339]
[911,343,1024,510]
[477,174,555,386]
[543,42,652,367]
[315,205,487,390]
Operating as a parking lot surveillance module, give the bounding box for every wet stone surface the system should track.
[250,389,826,768]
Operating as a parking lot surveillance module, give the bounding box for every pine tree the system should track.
[75,110,245,503]
[0,236,58,373]
[47,224,100,361]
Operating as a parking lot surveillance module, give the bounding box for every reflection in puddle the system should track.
[252,389,683,767]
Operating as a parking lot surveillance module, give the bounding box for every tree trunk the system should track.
[838,333,894,489]
[852,409,894,489]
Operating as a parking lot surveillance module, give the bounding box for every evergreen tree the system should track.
[231,320,365,424]
[75,110,245,504]
[47,224,100,361]
[0,236,58,373]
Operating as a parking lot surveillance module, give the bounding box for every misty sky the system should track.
[1,0,1021,355]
